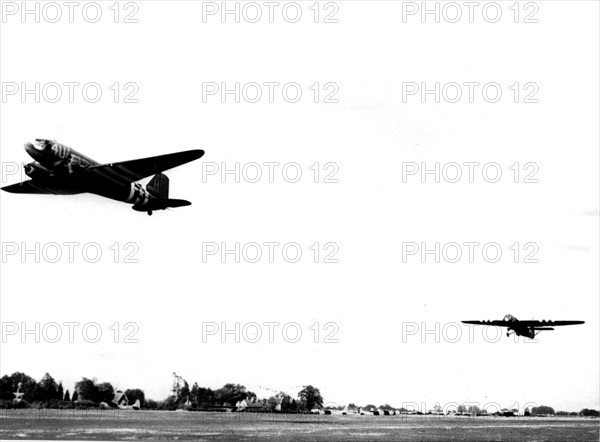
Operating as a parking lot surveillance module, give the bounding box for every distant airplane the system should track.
[1,139,204,215]
[100,399,141,410]
[462,314,584,339]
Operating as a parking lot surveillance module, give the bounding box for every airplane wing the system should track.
[462,320,511,327]
[1,180,84,195]
[88,149,204,185]
[525,320,585,327]
[462,320,584,327]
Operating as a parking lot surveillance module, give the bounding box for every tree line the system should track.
[0,372,144,410]
[162,372,323,412]
[1,371,597,418]
[0,371,324,413]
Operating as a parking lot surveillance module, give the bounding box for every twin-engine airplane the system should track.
[1,139,204,215]
[462,314,584,339]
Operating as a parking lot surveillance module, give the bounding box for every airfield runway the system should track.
[1,410,598,441]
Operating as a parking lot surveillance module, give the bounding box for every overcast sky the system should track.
[1,1,598,412]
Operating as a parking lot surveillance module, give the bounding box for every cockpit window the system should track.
[34,139,51,150]
[503,314,516,321]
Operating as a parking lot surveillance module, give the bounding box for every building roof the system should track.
[113,391,128,405]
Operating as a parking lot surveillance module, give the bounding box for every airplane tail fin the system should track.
[147,173,169,199]
[137,173,192,214]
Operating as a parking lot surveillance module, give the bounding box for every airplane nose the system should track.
[24,142,36,153]
[24,141,47,163]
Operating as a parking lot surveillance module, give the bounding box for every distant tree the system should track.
[74,378,98,402]
[71,391,78,402]
[145,399,158,410]
[57,383,64,401]
[214,384,249,406]
[170,373,192,404]
[280,394,295,412]
[180,381,190,403]
[467,405,481,415]
[298,385,324,411]
[171,373,184,400]
[0,375,15,400]
[64,389,71,402]
[96,382,115,404]
[457,404,467,414]
[36,373,59,402]
[158,395,178,411]
[267,395,281,411]
[280,394,290,411]
[125,389,146,408]
[531,405,555,415]
[580,409,600,417]
[363,404,377,411]
[190,383,199,406]
[195,387,215,407]
[380,404,395,411]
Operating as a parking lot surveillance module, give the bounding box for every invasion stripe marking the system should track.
[126,183,136,202]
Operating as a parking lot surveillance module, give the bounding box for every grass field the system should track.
[1,410,598,441]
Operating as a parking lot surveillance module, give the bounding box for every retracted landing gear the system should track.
[148,211,153,216]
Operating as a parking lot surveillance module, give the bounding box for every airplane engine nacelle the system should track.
[24,161,53,181]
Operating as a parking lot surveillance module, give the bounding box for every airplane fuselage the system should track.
[502,314,537,339]
[506,325,537,339]
[3,139,204,214]
[23,139,154,209]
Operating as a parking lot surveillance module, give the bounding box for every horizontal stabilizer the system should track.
[132,198,191,212]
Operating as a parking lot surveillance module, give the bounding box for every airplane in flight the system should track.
[462,314,584,339]
[1,139,204,215]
